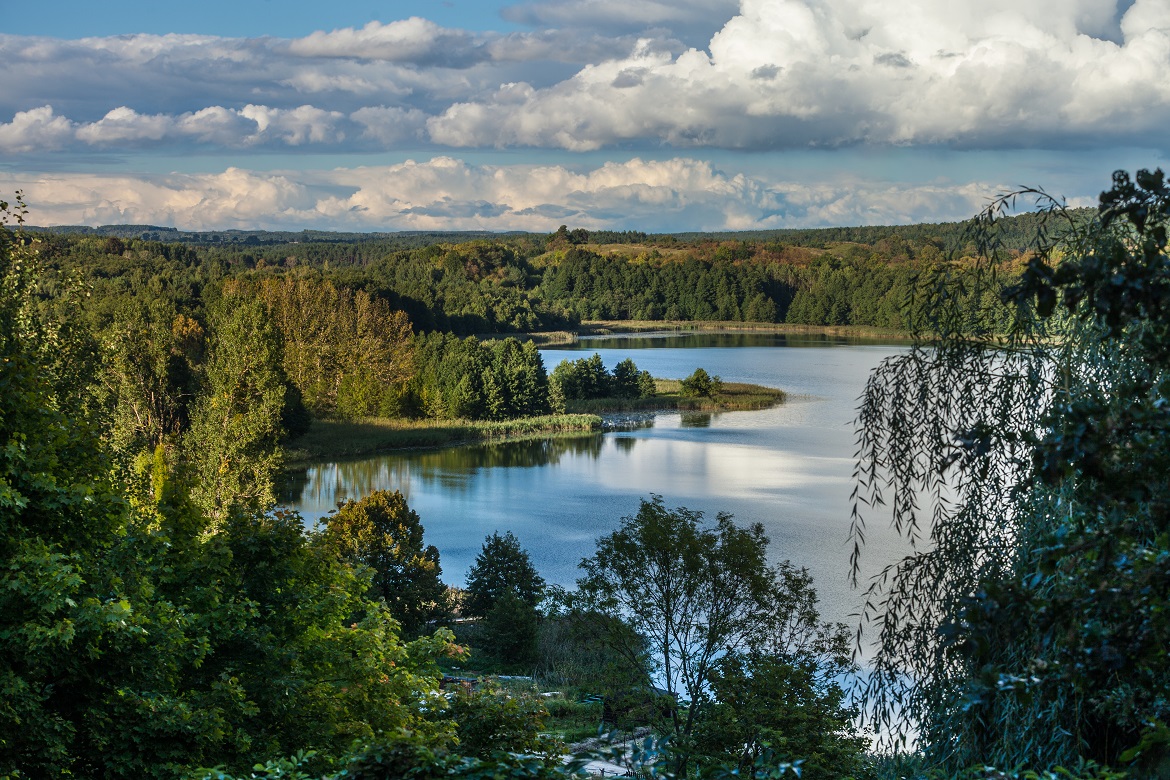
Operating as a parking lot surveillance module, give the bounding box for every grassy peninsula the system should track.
[285,414,603,466]
[286,377,785,466]
[564,378,785,414]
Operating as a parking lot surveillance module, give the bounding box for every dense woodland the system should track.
[31,209,1056,338]
[2,180,1167,780]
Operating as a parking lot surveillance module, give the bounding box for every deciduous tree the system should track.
[324,490,447,635]
[184,299,287,522]
[575,496,856,774]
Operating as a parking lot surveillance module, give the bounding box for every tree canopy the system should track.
[464,531,545,618]
[324,490,448,636]
[0,197,458,778]
[575,496,859,774]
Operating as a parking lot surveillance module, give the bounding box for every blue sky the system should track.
[4,1,522,38]
[2,0,1168,232]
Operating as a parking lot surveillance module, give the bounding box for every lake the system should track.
[282,333,912,629]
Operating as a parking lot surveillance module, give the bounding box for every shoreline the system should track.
[283,381,785,468]
[283,414,602,469]
[505,321,914,345]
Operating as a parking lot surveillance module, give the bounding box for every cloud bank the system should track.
[2,0,1168,155]
[4,156,1006,232]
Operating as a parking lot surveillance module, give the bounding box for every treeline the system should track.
[403,334,552,420]
[550,353,656,402]
[11,213,1017,511]
[670,206,1094,253]
[33,211,1046,342]
[29,217,689,504]
[27,223,515,247]
[19,213,1020,487]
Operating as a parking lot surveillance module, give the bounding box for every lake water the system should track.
[283,333,912,630]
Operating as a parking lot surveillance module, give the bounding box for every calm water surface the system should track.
[283,333,911,628]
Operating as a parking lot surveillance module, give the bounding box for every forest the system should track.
[1,169,1167,780]
[28,207,1053,338]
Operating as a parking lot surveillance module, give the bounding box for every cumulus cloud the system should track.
[287,18,486,67]
[0,106,76,153]
[432,0,1170,150]
[7,168,318,230]
[2,157,1008,232]
[0,22,637,121]
[3,1,1168,157]
[0,103,410,152]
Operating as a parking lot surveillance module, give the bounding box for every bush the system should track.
[679,367,722,398]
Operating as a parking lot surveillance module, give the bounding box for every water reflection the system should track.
[285,432,611,523]
[612,436,637,454]
[283,339,912,631]
[679,412,713,428]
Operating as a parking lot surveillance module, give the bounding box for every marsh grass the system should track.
[285,414,602,466]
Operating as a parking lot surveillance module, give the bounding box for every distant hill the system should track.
[26,206,1093,254]
[23,224,522,248]
[668,207,1096,254]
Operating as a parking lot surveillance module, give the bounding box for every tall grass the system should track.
[285,414,602,466]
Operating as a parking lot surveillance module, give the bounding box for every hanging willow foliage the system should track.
[849,171,1170,773]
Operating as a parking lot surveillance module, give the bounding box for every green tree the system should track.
[851,169,1170,773]
[465,531,545,618]
[679,367,722,398]
[611,358,642,398]
[480,590,540,669]
[324,490,447,635]
[102,304,204,457]
[184,299,287,522]
[443,680,551,758]
[249,276,414,420]
[1,199,460,778]
[0,196,133,776]
[693,652,867,780]
[637,368,657,398]
[550,353,614,401]
[575,496,856,774]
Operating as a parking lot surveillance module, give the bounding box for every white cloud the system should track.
[75,107,173,145]
[238,105,348,145]
[431,0,1170,150]
[0,106,76,153]
[1,157,1007,232]
[0,103,406,151]
[286,18,484,66]
[2,1,1168,158]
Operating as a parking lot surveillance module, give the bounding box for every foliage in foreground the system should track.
[197,731,808,780]
[851,169,1170,774]
[573,496,865,776]
[0,198,458,778]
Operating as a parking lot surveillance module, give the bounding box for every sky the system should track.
[2,0,1169,232]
